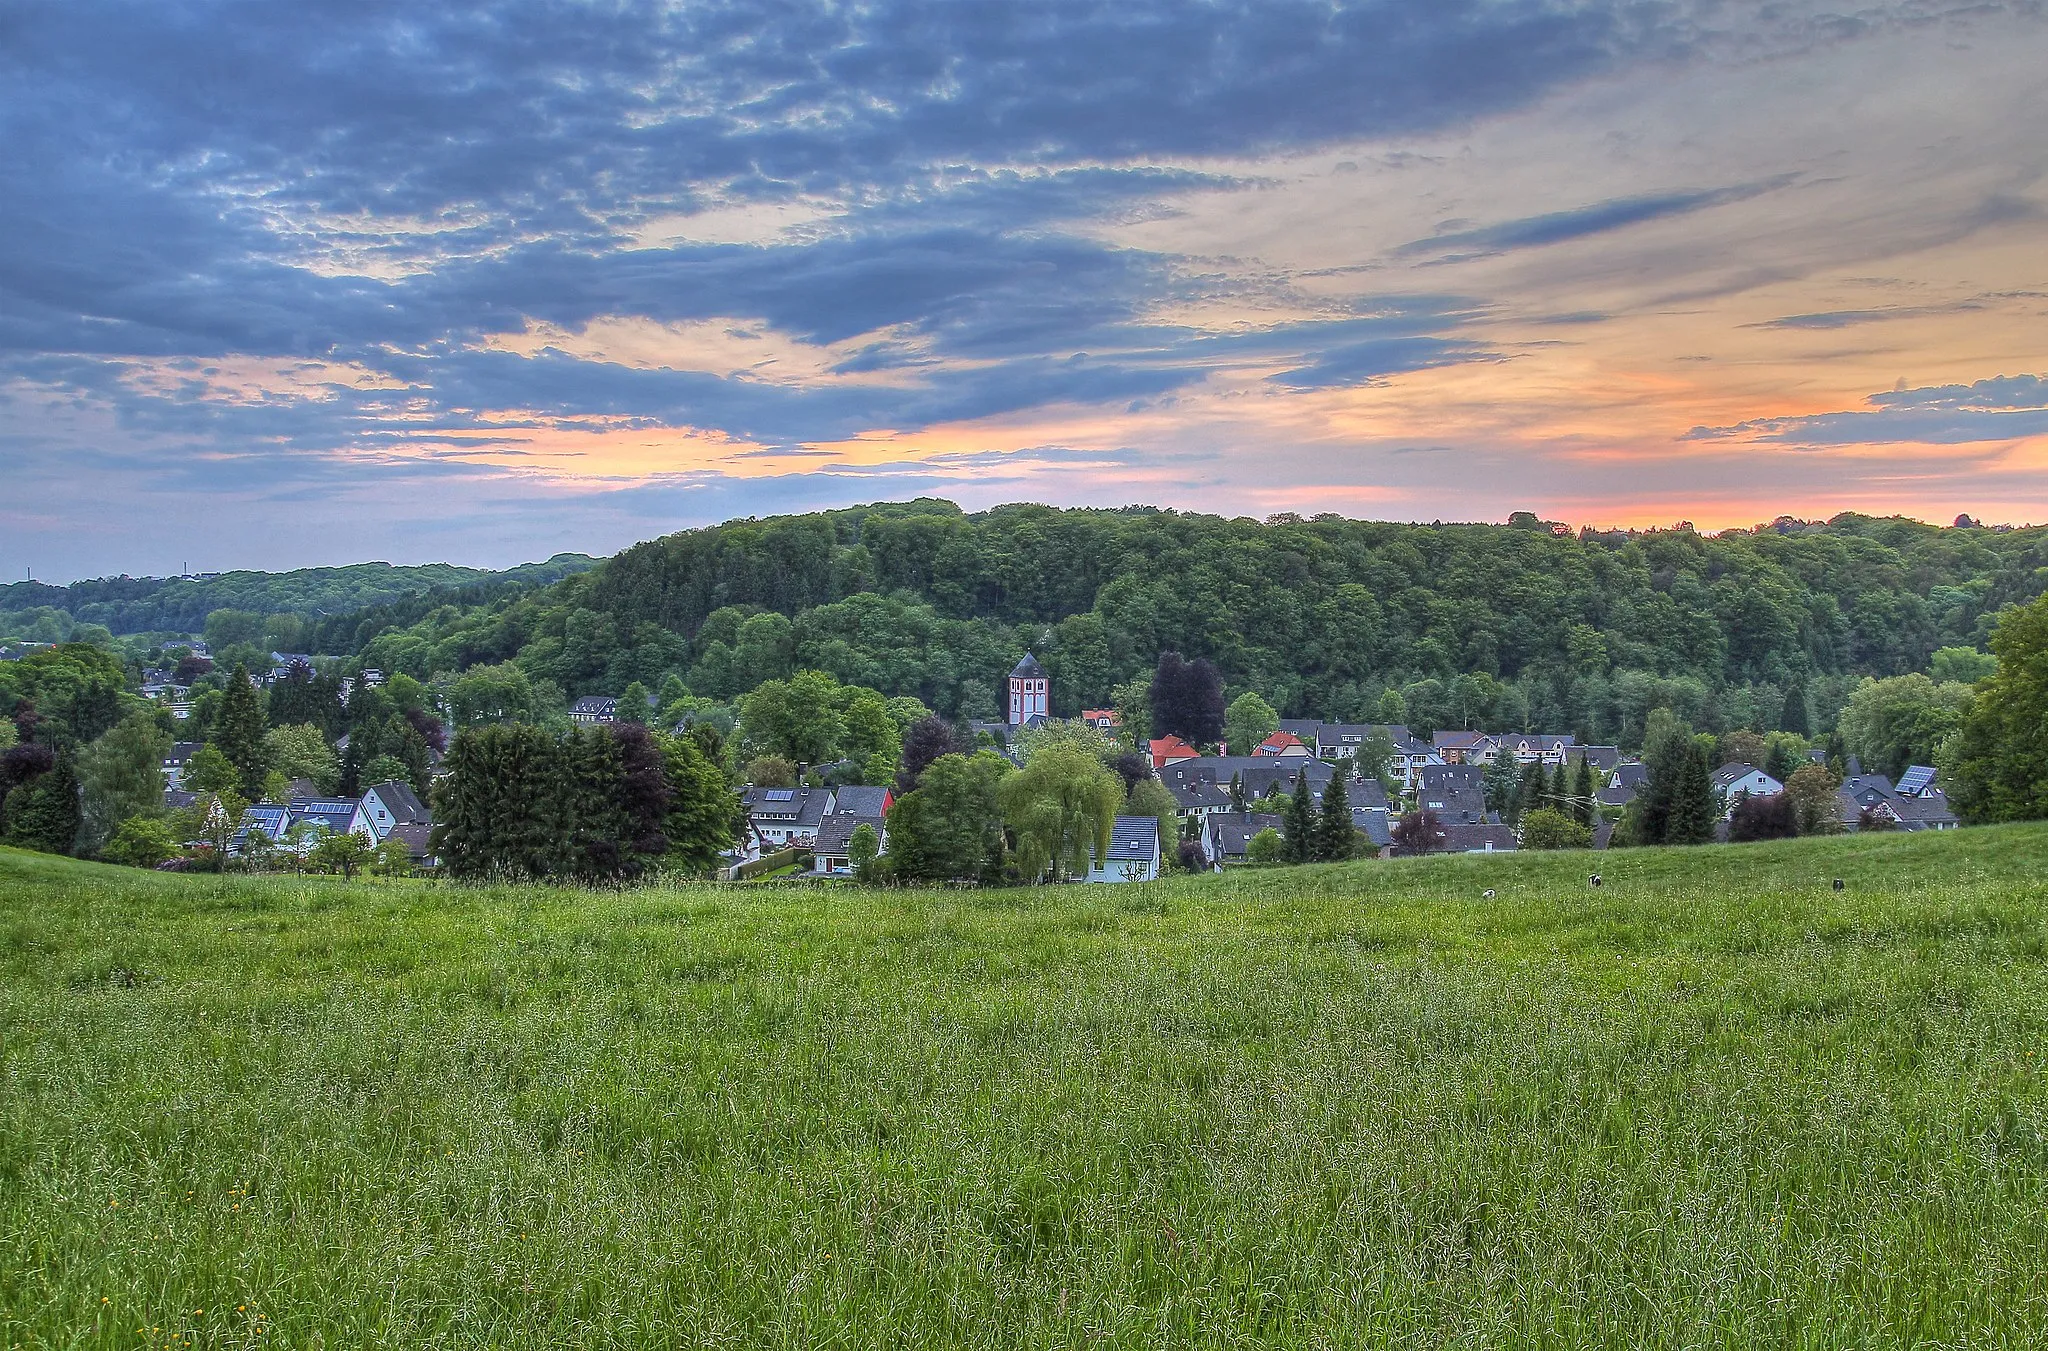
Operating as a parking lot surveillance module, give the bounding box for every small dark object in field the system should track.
[1482,888,1496,899]
[1833,878,1845,891]
[1590,874,1603,888]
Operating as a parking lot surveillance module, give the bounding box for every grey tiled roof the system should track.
[815,811,884,857]
[1106,816,1160,863]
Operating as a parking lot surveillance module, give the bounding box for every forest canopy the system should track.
[299,502,2046,749]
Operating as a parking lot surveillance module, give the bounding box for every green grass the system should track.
[4,828,2047,1348]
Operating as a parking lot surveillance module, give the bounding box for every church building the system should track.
[1007,653,1050,727]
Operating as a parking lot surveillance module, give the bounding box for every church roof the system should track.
[1009,652,1046,679]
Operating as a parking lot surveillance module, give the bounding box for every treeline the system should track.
[436,723,736,882]
[0,555,597,639]
[318,501,2047,749]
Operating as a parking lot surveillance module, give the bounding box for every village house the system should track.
[812,807,887,876]
[162,741,204,788]
[351,780,431,843]
[1432,730,1496,764]
[568,695,621,725]
[1712,762,1784,809]
[1080,708,1119,732]
[1160,754,1336,811]
[1496,733,1576,767]
[1837,770,1960,832]
[741,786,836,852]
[1085,816,1162,883]
[1148,734,1202,773]
[1252,729,1312,757]
[1415,764,1490,825]
[1199,812,1285,867]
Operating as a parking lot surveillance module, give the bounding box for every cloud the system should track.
[1397,180,1797,262]
[1686,374,2048,445]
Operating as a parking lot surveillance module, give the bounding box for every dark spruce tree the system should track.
[1572,757,1598,827]
[1779,682,1811,737]
[1283,770,1316,864]
[1667,740,1719,845]
[1315,771,1353,862]
[214,665,270,799]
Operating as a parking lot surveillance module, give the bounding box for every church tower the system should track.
[1007,653,1049,727]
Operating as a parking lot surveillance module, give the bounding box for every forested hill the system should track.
[0,556,599,637]
[332,501,2048,746]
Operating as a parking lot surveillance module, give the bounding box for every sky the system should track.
[4,0,2046,581]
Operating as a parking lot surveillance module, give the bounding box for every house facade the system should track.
[1085,816,1162,883]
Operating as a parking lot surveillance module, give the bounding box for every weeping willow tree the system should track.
[999,744,1121,883]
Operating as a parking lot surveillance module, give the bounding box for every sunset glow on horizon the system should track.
[4,2,2046,578]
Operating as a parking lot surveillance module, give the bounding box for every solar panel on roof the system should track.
[765,789,794,802]
[1896,766,1936,796]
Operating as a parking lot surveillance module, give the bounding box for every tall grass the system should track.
[3,827,2046,1347]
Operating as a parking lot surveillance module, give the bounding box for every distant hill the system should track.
[318,500,2047,741]
[0,555,600,637]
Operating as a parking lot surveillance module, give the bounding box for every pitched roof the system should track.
[1895,765,1938,796]
[1167,779,1233,811]
[1611,763,1649,789]
[742,785,833,829]
[1711,762,1774,790]
[290,802,360,834]
[1437,822,1518,852]
[832,785,890,817]
[387,822,437,859]
[814,810,885,856]
[1350,806,1392,847]
[366,780,429,823]
[1009,652,1046,679]
[1105,816,1160,862]
[165,741,204,764]
[1351,778,1391,810]
[1204,812,1284,858]
[1254,730,1307,755]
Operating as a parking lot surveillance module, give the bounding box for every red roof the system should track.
[1254,730,1306,755]
[1149,735,1200,770]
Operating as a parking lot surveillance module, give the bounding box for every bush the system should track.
[1728,792,1798,842]
[1245,828,1283,865]
[102,816,179,869]
[1519,808,1593,850]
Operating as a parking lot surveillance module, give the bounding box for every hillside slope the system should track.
[4,828,2046,1346]
[0,554,599,637]
[330,500,2048,730]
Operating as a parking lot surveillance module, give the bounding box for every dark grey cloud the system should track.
[1397,179,1797,262]
[1686,373,2048,445]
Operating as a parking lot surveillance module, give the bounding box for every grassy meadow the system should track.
[3,828,2047,1348]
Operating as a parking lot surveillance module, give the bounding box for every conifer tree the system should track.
[1512,759,1545,824]
[1283,770,1315,864]
[3,750,80,855]
[337,736,364,797]
[1779,682,1811,737]
[1667,739,1718,845]
[214,665,270,799]
[1315,771,1353,862]
[1572,756,1598,826]
[1228,771,1246,812]
[382,714,432,795]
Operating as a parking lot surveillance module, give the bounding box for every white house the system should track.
[1085,816,1162,884]
[1712,762,1783,808]
[351,780,431,843]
